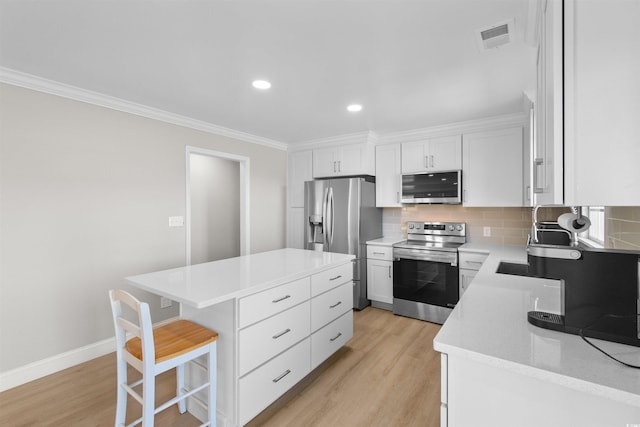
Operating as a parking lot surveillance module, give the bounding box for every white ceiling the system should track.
[0,0,536,145]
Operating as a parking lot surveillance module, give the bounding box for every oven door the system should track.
[393,257,459,308]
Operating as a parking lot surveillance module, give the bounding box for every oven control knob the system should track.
[456,225,463,231]
[409,223,414,229]
[448,225,454,231]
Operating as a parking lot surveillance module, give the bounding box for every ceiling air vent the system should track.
[476,19,515,50]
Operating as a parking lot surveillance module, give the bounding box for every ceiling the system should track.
[0,0,536,145]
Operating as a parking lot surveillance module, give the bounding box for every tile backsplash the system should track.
[383,205,640,249]
[606,207,640,250]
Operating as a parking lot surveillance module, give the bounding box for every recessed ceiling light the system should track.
[347,104,362,112]
[252,80,271,90]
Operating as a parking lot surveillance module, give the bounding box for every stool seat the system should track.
[126,320,218,363]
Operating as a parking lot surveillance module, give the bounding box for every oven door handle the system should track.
[393,250,457,266]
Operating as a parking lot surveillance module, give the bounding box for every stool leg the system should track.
[115,358,127,426]
[177,364,186,414]
[208,342,217,427]
[142,372,155,427]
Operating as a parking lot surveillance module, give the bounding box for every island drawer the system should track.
[239,337,311,426]
[239,301,310,376]
[366,245,393,261]
[311,310,353,369]
[311,262,353,297]
[311,281,352,332]
[239,277,311,328]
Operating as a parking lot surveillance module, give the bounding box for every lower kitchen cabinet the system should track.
[440,352,640,427]
[458,251,488,297]
[366,243,394,308]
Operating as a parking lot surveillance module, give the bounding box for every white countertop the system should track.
[435,244,640,407]
[366,236,405,246]
[125,248,354,309]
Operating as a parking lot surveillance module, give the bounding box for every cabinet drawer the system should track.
[311,282,352,332]
[311,262,353,296]
[239,277,310,328]
[311,310,353,369]
[239,338,310,426]
[239,301,310,376]
[366,245,393,261]
[458,252,488,271]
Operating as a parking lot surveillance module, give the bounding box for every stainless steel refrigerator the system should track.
[304,176,382,310]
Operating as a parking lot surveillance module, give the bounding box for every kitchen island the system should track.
[126,248,355,427]
[435,244,640,426]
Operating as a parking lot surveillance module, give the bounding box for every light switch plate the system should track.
[483,226,491,237]
[168,216,184,227]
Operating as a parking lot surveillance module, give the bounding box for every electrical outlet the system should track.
[483,226,491,237]
[168,216,184,227]
[160,297,172,308]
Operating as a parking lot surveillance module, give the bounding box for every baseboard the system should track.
[0,316,180,393]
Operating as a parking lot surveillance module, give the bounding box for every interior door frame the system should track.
[185,145,250,265]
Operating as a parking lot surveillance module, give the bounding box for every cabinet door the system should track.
[533,0,564,205]
[312,147,337,178]
[459,268,477,297]
[401,141,428,173]
[463,127,523,207]
[367,259,393,304]
[430,135,462,171]
[375,144,402,207]
[338,143,372,176]
[288,150,313,208]
[287,207,305,249]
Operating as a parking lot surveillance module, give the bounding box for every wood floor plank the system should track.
[0,307,441,427]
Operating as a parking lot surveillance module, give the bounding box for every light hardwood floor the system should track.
[0,307,441,427]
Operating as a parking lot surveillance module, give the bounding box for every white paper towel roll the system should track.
[558,212,591,233]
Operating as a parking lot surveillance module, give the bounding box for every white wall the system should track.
[0,83,286,374]
[190,154,241,264]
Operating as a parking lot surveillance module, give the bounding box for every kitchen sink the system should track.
[496,261,531,277]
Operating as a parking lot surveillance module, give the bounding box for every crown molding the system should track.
[291,130,379,151]
[0,67,288,151]
[376,112,528,145]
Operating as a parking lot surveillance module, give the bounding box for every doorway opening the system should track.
[185,146,250,265]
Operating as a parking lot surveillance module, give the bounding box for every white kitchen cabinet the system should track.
[375,144,402,207]
[366,244,394,307]
[286,207,305,249]
[458,251,488,297]
[562,0,640,206]
[532,0,564,206]
[287,149,313,208]
[462,127,524,207]
[312,143,374,178]
[401,135,461,174]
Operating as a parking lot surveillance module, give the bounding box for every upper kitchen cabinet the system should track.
[463,127,524,207]
[375,144,402,207]
[531,0,640,206]
[401,135,462,174]
[532,0,563,206]
[562,0,640,206]
[312,142,375,178]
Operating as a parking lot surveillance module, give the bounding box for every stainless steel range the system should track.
[393,221,466,324]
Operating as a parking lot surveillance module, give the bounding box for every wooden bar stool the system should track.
[109,289,218,427]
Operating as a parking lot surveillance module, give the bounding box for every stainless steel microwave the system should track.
[401,170,462,204]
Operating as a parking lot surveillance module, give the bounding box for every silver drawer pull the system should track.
[329,275,342,281]
[272,294,291,303]
[465,261,483,265]
[272,369,291,383]
[329,301,342,309]
[373,252,385,255]
[272,328,291,339]
[329,332,343,342]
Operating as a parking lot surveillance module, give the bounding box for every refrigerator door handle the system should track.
[323,187,329,245]
[328,187,335,247]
